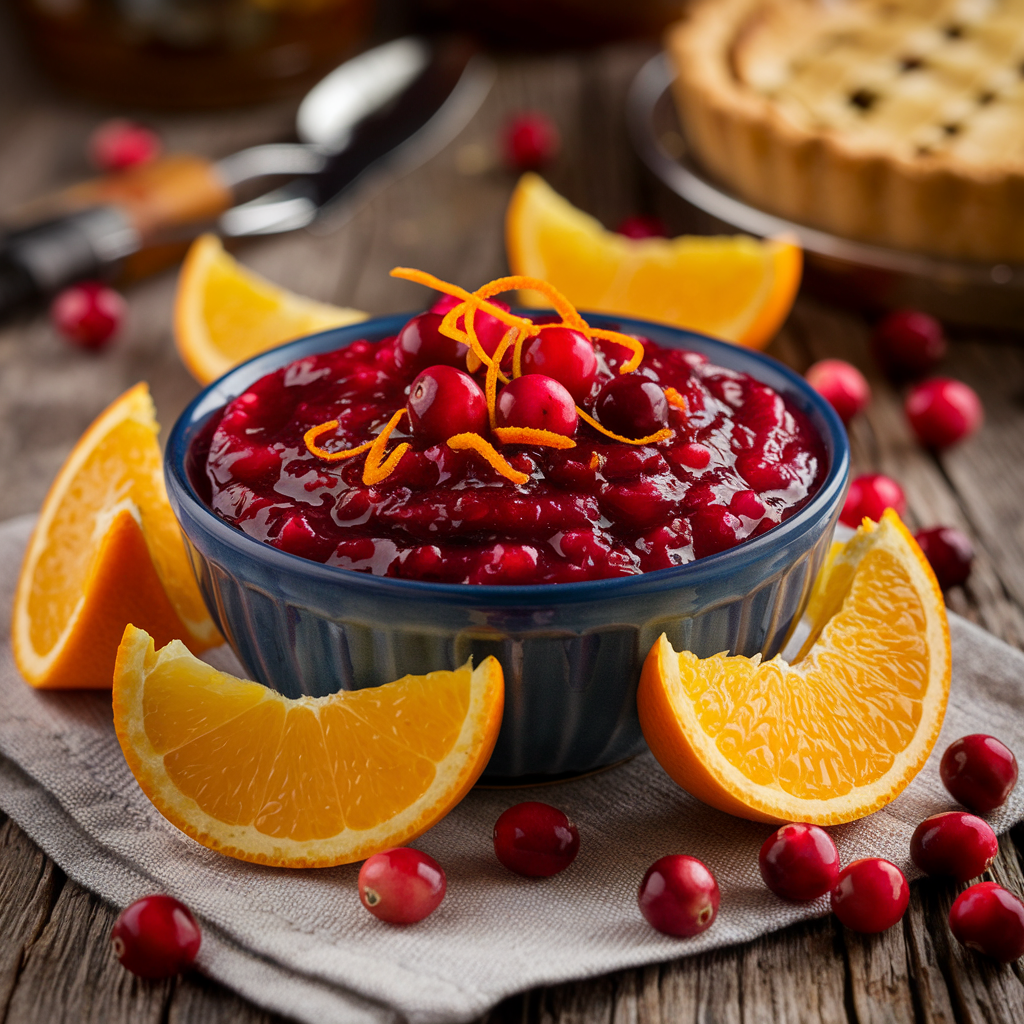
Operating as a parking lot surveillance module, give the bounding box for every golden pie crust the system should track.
[668,0,1024,262]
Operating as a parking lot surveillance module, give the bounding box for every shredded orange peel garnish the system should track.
[447,433,529,485]
[302,269,682,486]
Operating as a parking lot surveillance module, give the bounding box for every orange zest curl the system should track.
[362,409,410,486]
[447,432,530,485]
[586,328,645,374]
[303,421,376,462]
[485,330,517,431]
[663,387,688,413]
[493,427,576,449]
[576,407,672,446]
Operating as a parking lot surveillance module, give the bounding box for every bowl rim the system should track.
[166,311,850,606]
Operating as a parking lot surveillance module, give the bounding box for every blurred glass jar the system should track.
[415,0,686,47]
[11,0,375,108]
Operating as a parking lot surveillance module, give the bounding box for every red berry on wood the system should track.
[504,113,559,170]
[910,811,998,883]
[949,882,1024,963]
[839,473,906,527]
[914,526,974,589]
[51,281,125,350]
[110,894,201,979]
[638,855,720,937]
[905,378,982,449]
[804,359,871,424]
[89,119,161,172]
[940,734,1018,814]
[872,309,947,380]
[830,858,909,933]
[759,823,840,901]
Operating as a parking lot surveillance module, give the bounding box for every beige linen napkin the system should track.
[2,513,1023,1024]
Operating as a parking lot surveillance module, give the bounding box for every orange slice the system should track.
[113,626,505,867]
[174,234,368,385]
[12,384,221,689]
[637,510,951,824]
[506,173,802,349]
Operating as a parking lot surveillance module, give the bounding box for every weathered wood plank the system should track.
[169,972,293,1024]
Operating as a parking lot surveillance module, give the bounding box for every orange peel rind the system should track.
[303,421,375,462]
[493,427,577,449]
[447,433,530,485]
[363,409,410,486]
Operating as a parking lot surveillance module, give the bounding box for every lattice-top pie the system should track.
[668,0,1024,261]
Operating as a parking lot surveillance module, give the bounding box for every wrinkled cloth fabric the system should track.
[1,513,1023,1024]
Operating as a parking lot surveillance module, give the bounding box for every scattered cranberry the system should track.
[872,310,947,380]
[51,281,125,350]
[831,858,909,933]
[949,882,1024,963]
[110,894,201,979]
[594,374,669,439]
[638,855,720,937]
[905,378,982,449]
[504,112,559,170]
[839,472,906,527]
[394,312,467,373]
[408,365,488,443]
[941,735,1018,814]
[915,526,974,589]
[358,847,446,925]
[495,374,578,437]
[521,327,598,403]
[804,359,871,425]
[493,801,580,877]
[910,811,998,883]
[758,823,840,901]
[89,118,161,172]
[616,215,669,239]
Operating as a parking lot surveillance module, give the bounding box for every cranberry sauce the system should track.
[203,325,825,585]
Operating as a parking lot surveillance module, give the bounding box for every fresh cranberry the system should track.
[638,855,720,937]
[910,811,998,883]
[520,327,598,403]
[358,847,446,925]
[504,112,559,170]
[394,312,467,373]
[89,118,161,172]
[915,526,974,589]
[804,359,871,425]
[905,378,983,449]
[872,310,947,380]
[493,801,580,877]
[839,473,906,527]
[429,295,512,358]
[594,374,669,439]
[51,281,125,350]
[617,215,669,239]
[429,294,460,315]
[830,858,909,933]
[110,894,201,979]
[940,735,1018,814]
[949,882,1024,962]
[408,365,487,443]
[495,374,577,437]
[758,823,840,901]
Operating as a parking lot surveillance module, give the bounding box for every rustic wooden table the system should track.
[2,15,1024,1024]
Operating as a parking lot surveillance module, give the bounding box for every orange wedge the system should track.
[113,626,505,867]
[638,510,950,824]
[174,234,368,385]
[12,384,220,689]
[506,173,802,349]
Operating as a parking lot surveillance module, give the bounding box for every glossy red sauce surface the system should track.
[202,325,826,584]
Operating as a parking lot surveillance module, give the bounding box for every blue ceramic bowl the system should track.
[166,313,849,782]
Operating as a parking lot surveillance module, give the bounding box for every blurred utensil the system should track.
[0,35,492,322]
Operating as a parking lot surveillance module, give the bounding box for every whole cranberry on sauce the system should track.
[840,473,906,527]
[504,112,559,170]
[358,847,446,924]
[495,374,578,437]
[110,894,201,979]
[940,735,1018,814]
[872,310,947,381]
[594,374,669,439]
[51,281,125,350]
[89,119,161,172]
[758,823,840,901]
[394,312,467,373]
[804,359,871,425]
[638,855,720,937]
[521,326,598,403]
[914,526,974,589]
[830,858,909,933]
[429,294,512,358]
[407,365,488,443]
[910,811,998,883]
[949,882,1024,963]
[905,378,983,449]
[493,801,580,877]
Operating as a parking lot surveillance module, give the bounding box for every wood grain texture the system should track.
[1,18,1024,1024]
